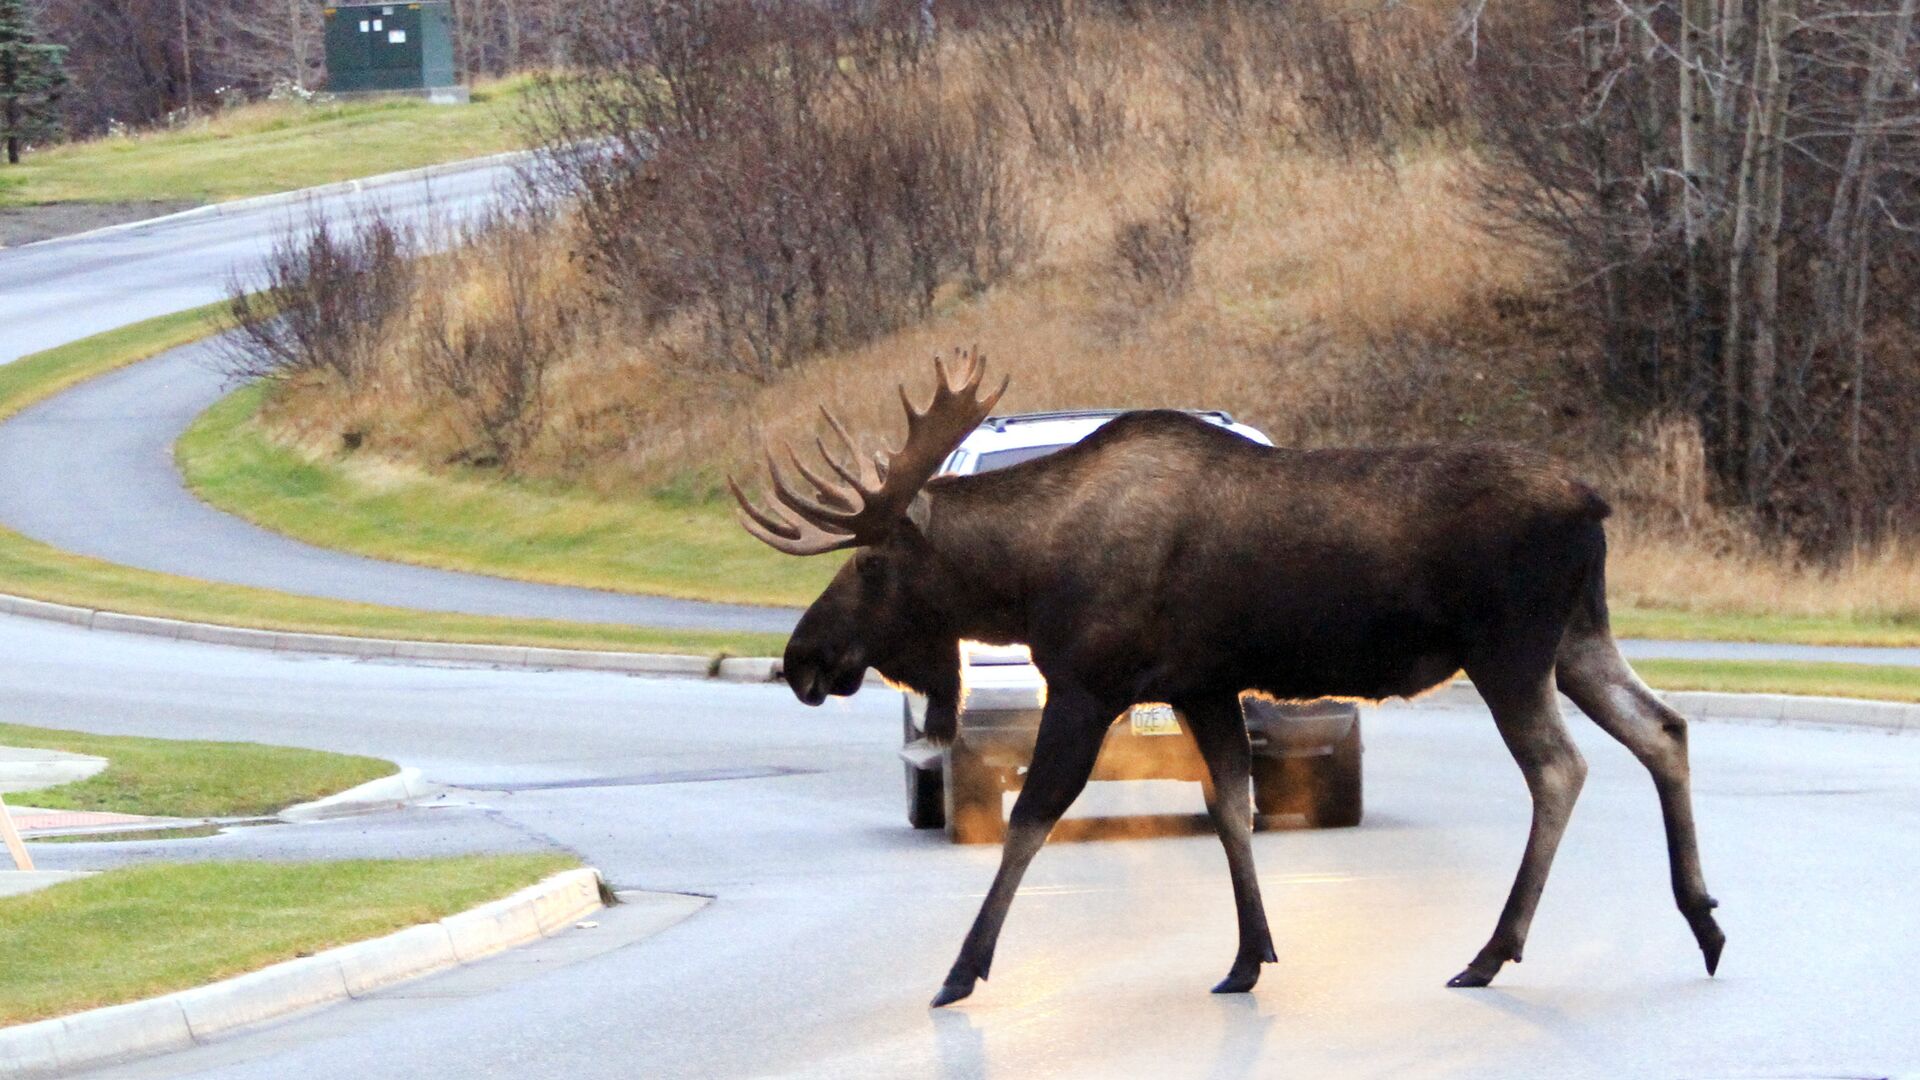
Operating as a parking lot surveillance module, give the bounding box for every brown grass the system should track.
[243,5,1918,626]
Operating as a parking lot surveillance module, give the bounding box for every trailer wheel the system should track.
[1254,723,1363,828]
[943,743,1004,844]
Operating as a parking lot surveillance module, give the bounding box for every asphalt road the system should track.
[4,612,1913,1079]
[0,159,800,637]
[0,336,797,635]
[1,164,1916,1079]
[0,162,516,366]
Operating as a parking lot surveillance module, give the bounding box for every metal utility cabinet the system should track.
[322,2,465,103]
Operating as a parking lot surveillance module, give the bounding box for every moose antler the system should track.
[731,349,1008,555]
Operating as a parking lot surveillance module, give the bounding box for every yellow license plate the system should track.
[1130,704,1181,737]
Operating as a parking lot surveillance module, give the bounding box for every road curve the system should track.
[0,160,800,637]
[4,612,1911,1079]
[0,337,798,634]
[0,161,514,366]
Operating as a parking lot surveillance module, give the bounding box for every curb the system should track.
[17,150,535,251]
[6,586,1916,729]
[0,589,785,685]
[0,866,607,1078]
[1412,680,1919,733]
[279,767,443,822]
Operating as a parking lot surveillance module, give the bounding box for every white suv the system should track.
[898,410,1365,843]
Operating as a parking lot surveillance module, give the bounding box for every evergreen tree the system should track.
[0,0,66,165]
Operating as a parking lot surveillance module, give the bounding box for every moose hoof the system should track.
[1696,922,1727,977]
[1211,968,1261,995]
[1686,899,1726,976]
[1446,967,1497,989]
[930,979,977,1008]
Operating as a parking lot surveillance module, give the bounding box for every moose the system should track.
[731,351,1724,1007]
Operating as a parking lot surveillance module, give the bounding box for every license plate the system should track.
[1130,703,1181,737]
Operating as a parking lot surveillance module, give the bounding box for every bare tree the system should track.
[1468,0,1920,550]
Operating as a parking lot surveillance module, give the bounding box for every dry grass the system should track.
[240,6,1918,629]
[1610,531,1920,626]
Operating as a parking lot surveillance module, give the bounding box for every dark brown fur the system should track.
[778,410,1724,1005]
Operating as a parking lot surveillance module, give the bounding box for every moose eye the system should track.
[856,555,889,588]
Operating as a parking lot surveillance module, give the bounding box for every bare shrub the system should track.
[400,216,579,472]
[1169,0,1461,159]
[526,0,1037,379]
[1110,170,1195,305]
[975,1,1128,165]
[223,211,416,386]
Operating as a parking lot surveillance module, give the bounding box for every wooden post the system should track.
[0,791,34,872]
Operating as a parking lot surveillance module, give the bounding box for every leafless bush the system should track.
[1110,172,1196,305]
[525,0,1036,379]
[975,1,1127,165]
[413,234,566,471]
[222,211,416,386]
[1169,0,1461,158]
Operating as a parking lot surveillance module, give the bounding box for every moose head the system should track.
[730,351,1007,734]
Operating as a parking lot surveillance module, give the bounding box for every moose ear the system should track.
[904,491,933,536]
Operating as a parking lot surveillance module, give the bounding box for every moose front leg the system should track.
[931,684,1109,1008]
[1184,695,1277,993]
[1449,670,1587,988]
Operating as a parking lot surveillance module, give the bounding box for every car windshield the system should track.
[974,444,1073,473]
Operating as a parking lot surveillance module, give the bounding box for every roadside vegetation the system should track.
[0,309,785,658]
[0,77,530,210]
[1633,660,1920,705]
[211,1,1920,648]
[0,720,393,819]
[0,855,576,1026]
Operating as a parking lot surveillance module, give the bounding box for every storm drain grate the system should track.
[457,765,816,792]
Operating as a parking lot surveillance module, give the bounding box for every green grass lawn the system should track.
[1611,607,1920,648]
[1635,659,1920,704]
[0,79,532,210]
[0,309,785,658]
[0,721,393,819]
[0,855,576,1025]
[180,385,840,609]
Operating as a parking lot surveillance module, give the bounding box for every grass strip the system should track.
[0,855,576,1026]
[180,385,839,608]
[0,79,531,210]
[0,721,393,819]
[1636,659,1920,704]
[0,309,785,658]
[1612,607,1920,648]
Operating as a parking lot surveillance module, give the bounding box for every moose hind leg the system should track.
[931,685,1109,1008]
[1450,670,1588,989]
[1557,628,1725,975]
[1184,696,1278,994]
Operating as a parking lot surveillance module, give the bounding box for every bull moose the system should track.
[731,350,1724,1007]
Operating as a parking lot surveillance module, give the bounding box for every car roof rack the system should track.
[980,408,1235,432]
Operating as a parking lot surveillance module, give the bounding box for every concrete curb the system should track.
[0,589,786,684]
[18,150,535,251]
[279,767,443,822]
[6,585,1917,729]
[0,867,606,1078]
[1412,679,1919,733]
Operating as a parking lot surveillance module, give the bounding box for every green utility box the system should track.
[322,2,465,103]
